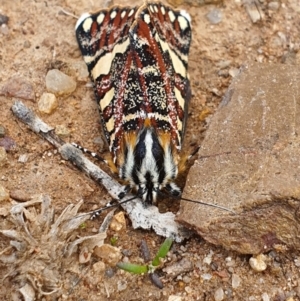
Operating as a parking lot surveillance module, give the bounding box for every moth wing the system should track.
[75,7,144,160]
[129,2,192,150]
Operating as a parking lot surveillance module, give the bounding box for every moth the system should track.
[75,1,192,204]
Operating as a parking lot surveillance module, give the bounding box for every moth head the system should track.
[136,176,182,204]
[119,127,181,204]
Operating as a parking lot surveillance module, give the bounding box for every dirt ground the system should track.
[1,0,300,300]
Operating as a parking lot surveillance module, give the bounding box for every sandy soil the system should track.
[1,0,300,300]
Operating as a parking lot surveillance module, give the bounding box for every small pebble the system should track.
[93,261,106,273]
[0,184,9,202]
[55,125,70,138]
[105,267,115,278]
[217,60,232,69]
[232,273,241,289]
[201,273,212,281]
[249,254,267,272]
[23,40,31,48]
[0,125,6,137]
[117,280,127,291]
[0,147,7,167]
[94,244,122,266]
[0,76,35,100]
[206,9,222,24]
[93,136,105,151]
[110,211,126,231]
[121,249,132,257]
[10,190,31,202]
[38,92,58,114]
[163,257,193,276]
[0,24,9,35]
[182,276,191,283]
[0,136,16,151]
[229,68,240,78]
[203,250,214,265]
[214,287,224,301]
[268,1,280,10]
[262,292,270,301]
[0,13,9,25]
[185,286,193,294]
[45,69,76,95]
[71,61,89,81]
[18,154,29,163]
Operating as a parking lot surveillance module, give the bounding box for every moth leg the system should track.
[71,142,107,163]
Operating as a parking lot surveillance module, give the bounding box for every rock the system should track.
[0,185,9,202]
[93,244,122,266]
[232,273,241,289]
[0,147,7,167]
[163,257,193,277]
[206,9,222,24]
[177,62,300,254]
[244,1,264,23]
[18,154,29,163]
[268,2,280,11]
[214,287,224,301]
[0,136,16,151]
[261,292,270,301]
[249,254,267,272]
[228,67,240,78]
[45,69,76,95]
[92,261,106,273]
[117,280,127,292]
[38,92,58,114]
[55,125,70,138]
[19,283,35,301]
[110,211,126,232]
[0,76,35,100]
[70,61,89,81]
[0,24,9,35]
[0,125,6,137]
[0,14,9,25]
[10,190,31,202]
[23,40,31,48]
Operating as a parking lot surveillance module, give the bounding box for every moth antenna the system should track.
[89,194,142,219]
[180,197,235,214]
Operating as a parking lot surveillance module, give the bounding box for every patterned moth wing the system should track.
[76,1,192,204]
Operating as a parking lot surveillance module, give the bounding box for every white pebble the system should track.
[214,287,224,301]
[249,254,267,272]
[46,69,76,95]
[201,273,212,281]
[232,274,241,289]
[206,9,222,24]
[117,280,127,292]
[261,292,270,301]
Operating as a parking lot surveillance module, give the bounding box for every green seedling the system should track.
[110,236,118,246]
[117,237,173,288]
[79,222,87,230]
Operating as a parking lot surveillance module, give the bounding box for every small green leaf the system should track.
[117,262,148,274]
[79,222,87,229]
[152,237,173,267]
[110,236,118,246]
